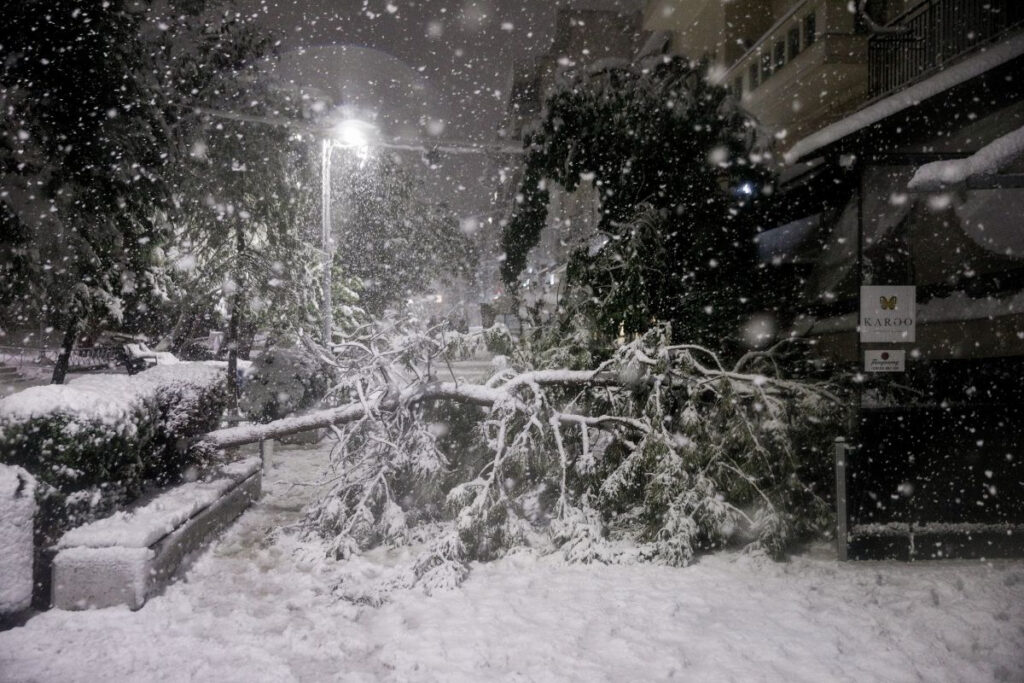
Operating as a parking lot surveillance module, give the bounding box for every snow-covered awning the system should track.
[907,124,1024,191]
[783,32,1024,165]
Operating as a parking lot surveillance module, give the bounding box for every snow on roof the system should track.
[908,123,1024,190]
[57,457,260,550]
[784,31,1024,165]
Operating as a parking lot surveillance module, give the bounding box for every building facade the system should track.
[649,0,1024,558]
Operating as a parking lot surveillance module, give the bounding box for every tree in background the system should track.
[501,56,771,353]
[0,1,323,387]
[1,0,186,382]
[169,111,322,396]
[330,152,477,316]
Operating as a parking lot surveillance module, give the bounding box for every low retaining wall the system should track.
[0,465,36,619]
[52,458,261,610]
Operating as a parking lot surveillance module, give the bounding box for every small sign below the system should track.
[865,349,906,372]
[860,285,916,343]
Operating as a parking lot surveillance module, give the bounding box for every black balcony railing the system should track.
[868,0,1024,99]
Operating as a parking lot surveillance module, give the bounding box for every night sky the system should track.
[242,0,642,219]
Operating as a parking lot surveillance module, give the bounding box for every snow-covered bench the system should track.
[122,343,158,374]
[51,457,261,610]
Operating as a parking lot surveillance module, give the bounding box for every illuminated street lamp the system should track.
[186,104,521,347]
[321,117,377,346]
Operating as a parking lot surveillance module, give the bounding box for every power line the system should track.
[188,106,525,156]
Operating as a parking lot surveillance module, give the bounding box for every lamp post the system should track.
[321,137,333,346]
[320,118,376,347]
[187,105,522,346]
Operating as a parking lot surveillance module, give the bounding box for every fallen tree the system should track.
[201,321,845,600]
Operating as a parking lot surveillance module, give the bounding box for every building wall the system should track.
[644,0,872,152]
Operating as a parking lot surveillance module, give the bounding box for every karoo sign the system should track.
[859,285,916,343]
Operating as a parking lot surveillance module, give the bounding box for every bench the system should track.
[51,457,261,610]
[122,343,158,374]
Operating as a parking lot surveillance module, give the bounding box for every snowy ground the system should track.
[2,440,1023,683]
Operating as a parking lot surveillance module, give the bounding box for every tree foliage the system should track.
[0,1,310,382]
[202,320,844,601]
[501,56,771,350]
[330,152,477,315]
[1,0,184,347]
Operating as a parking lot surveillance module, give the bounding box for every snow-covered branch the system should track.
[206,321,844,601]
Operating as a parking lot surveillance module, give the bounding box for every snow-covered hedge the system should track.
[240,347,338,423]
[0,364,228,542]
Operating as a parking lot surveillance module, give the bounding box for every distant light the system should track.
[739,182,754,196]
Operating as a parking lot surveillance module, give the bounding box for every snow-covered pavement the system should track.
[2,440,1023,683]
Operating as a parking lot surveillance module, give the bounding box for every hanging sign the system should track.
[860,285,915,343]
[864,349,906,372]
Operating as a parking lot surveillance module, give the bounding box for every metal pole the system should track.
[835,437,849,561]
[321,138,333,347]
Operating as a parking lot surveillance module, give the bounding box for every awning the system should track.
[908,124,1024,191]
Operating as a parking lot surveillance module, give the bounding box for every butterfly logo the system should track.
[879,296,898,311]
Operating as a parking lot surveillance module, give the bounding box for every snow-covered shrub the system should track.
[239,346,338,423]
[437,323,518,363]
[440,329,483,361]
[0,364,227,542]
[481,323,516,357]
[290,321,845,601]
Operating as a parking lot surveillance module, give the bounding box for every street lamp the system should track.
[321,117,378,346]
[186,104,521,346]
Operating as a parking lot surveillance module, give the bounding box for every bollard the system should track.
[259,438,274,471]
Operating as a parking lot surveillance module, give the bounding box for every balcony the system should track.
[868,0,1024,100]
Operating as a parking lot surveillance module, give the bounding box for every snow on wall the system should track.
[58,457,261,550]
[0,464,36,615]
[784,32,1024,164]
[908,124,1024,190]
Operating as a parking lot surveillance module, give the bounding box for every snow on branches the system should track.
[203,321,842,601]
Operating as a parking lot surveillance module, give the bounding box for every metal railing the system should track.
[0,345,123,370]
[0,345,39,368]
[868,0,1024,99]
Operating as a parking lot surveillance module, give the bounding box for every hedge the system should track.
[239,347,338,423]
[0,363,228,540]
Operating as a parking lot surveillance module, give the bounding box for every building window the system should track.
[804,13,817,48]
[788,26,801,61]
[774,40,786,70]
[748,62,759,89]
[761,51,773,80]
[733,76,744,95]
